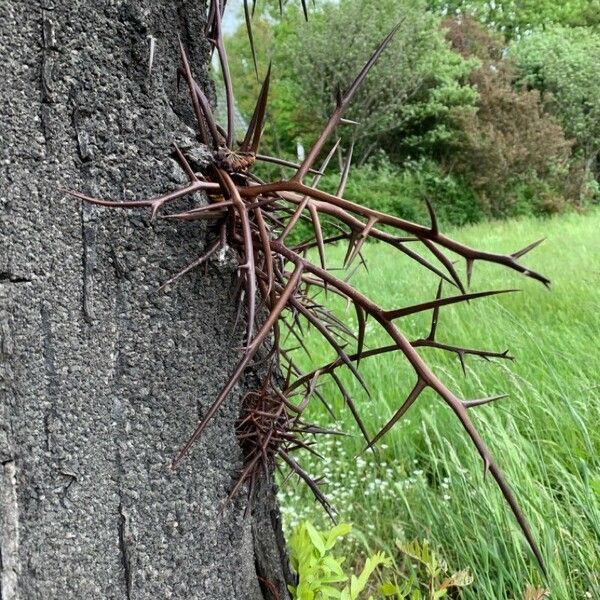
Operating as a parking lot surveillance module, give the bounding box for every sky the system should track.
[223,0,243,35]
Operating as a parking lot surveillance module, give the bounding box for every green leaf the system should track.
[319,585,343,599]
[325,523,352,550]
[396,540,426,564]
[305,522,326,557]
[379,581,399,596]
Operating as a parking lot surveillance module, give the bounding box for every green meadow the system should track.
[278,211,600,599]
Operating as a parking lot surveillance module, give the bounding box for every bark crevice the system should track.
[252,476,293,599]
[117,496,133,600]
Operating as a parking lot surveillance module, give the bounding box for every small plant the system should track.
[288,521,390,599]
[66,0,549,576]
[288,525,474,600]
[380,540,473,599]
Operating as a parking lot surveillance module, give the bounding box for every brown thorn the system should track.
[172,143,198,182]
[383,289,518,321]
[411,339,513,364]
[62,181,217,220]
[178,39,211,145]
[279,450,335,521]
[158,239,221,292]
[255,154,322,175]
[355,303,366,366]
[466,258,474,288]
[300,0,308,20]
[345,216,377,268]
[189,78,222,148]
[311,139,341,189]
[308,203,326,270]
[366,379,427,450]
[421,239,465,294]
[243,0,259,80]
[216,169,257,345]
[211,2,235,147]
[511,237,545,260]
[424,196,439,236]
[336,141,354,198]
[463,394,509,409]
[293,21,403,182]
[241,62,272,154]
[162,202,231,222]
[427,280,443,341]
[330,372,371,446]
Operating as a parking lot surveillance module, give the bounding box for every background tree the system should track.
[442,15,576,217]
[428,0,600,37]
[0,1,290,598]
[511,25,600,182]
[227,0,477,164]
[226,1,596,231]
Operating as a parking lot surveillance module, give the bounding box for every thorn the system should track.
[421,239,466,294]
[243,0,259,80]
[301,0,309,21]
[241,62,272,154]
[366,379,426,450]
[336,141,354,198]
[335,84,343,108]
[384,288,517,321]
[427,280,443,341]
[178,38,211,145]
[463,394,509,409]
[457,351,466,376]
[424,197,438,236]
[511,238,545,260]
[148,35,157,74]
[466,259,474,287]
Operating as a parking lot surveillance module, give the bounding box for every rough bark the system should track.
[0,1,290,598]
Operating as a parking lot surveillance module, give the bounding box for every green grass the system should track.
[278,211,600,599]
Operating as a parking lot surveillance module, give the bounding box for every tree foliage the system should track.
[225,1,597,225]
[511,25,600,177]
[227,0,477,162]
[443,15,575,216]
[429,0,600,37]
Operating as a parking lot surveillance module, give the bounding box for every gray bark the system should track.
[0,1,290,598]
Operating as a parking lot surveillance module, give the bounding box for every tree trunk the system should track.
[0,1,290,598]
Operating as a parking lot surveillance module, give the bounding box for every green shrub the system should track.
[442,15,580,216]
[511,25,600,183]
[226,0,477,158]
[428,0,600,37]
[288,521,390,599]
[287,522,475,600]
[382,540,473,599]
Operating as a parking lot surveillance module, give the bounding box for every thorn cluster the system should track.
[66,0,549,574]
[234,369,340,519]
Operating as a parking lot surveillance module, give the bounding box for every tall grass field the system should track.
[278,211,600,599]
